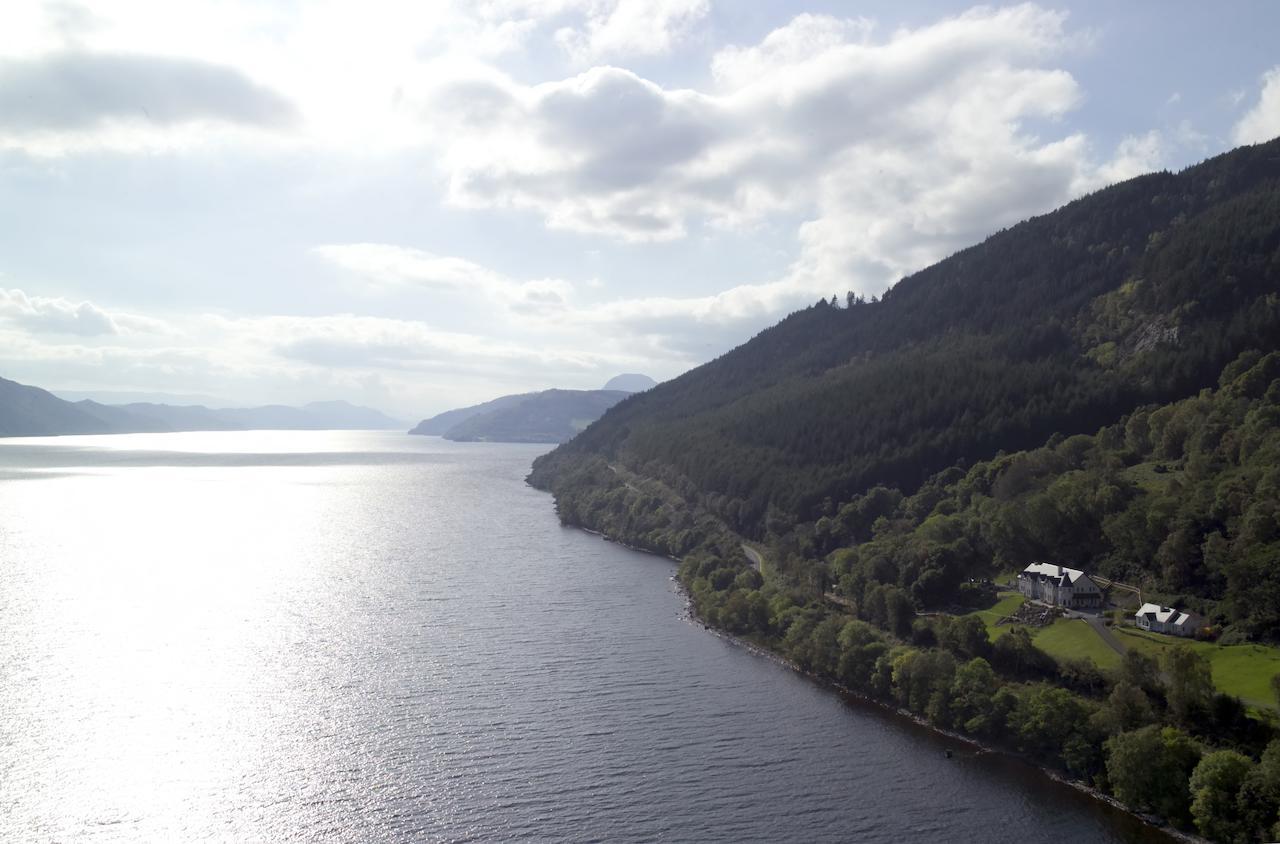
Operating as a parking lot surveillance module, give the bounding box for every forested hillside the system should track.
[444,389,630,443]
[817,351,1280,640]
[524,138,1280,840]
[531,138,1280,540]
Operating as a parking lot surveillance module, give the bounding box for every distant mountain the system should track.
[603,373,657,392]
[443,389,631,443]
[0,376,117,436]
[0,375,402,436]
[409,375,655,441]
[300,400,404,430]
[54,389,233,407]
[74,400,172,433]
[115,402,241,431]
[409,393,535,436]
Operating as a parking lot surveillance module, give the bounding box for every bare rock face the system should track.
[1130,318,1181,355]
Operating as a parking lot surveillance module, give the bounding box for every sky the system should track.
[1,1,1278,419]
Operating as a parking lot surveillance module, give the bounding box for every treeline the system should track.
[812,350,1280,640]
[537,453,742,562]
[533,138,1280,539]
[683,552,1280,843]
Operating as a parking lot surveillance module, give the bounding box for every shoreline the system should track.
[574,521,1207,844]
[695,600,1207,844]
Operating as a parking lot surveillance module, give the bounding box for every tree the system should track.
[949,657,1003,736]
[891,648,956,721]
[1105,725,1202,826]
[1008,684,1094,767]
[808,616,847,677]
[1093,681,1155,736]
[1189,750,1254,843]
[1164,646,1214,728]
[1239,740,1280,842]
[836,620,888,690]
[991,626,1054,678]
[1118,649,1163,698]
[938,614,991,660]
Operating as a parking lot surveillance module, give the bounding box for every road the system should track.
[1058,606,1128,658]
[1083,614,1128,658]
[741,544,765,575]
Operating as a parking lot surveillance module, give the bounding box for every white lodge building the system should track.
[1017,563,1103,609]
[1135,603,1203,637]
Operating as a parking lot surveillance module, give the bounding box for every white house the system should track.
[1135,603,1203,638]
[1017,562,1103,609]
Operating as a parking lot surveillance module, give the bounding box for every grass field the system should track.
[963,593,1280,709]
[1123,461,1185,494]
[1033,618,1121,671]
[966,592,1025,640]
[1115,627,1280,710]
[965,592,1122,671]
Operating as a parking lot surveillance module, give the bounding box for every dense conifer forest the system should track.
[534,137,1280,538]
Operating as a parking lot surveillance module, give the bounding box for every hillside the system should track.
[0,376,124,436]
[409,374,655,442]
[444,389,630,443]
[0,376,402,435]
[521,141,1280,841]
[409,393,535,435]
[820,350,1280,640]
[531,138,1280,540]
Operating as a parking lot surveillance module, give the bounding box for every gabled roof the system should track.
[1020,562,1091,584]
[1136,602,1197,627]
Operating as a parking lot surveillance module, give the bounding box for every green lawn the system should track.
[1123,461,1185,494]
[1033,618,1121,671]
[965,592,1120,669]
[1115,627,1280,709]
[967,592,1025,640]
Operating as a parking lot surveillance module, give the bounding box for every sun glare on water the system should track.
[0,432,376,839]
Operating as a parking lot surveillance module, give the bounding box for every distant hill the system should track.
[409,393,536,436]
[0,376,119,436]
[603,373,657,392]
[299,400,404,430]
[74,400,172,433]
[409,375,654,442]
[442,389,631,443]
[0,376,402,436]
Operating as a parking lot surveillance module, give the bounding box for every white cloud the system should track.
[314,243,575,315]
[0,51,297,133]
[0,287,171,336]
[424,4,1158,302]
[554,0,709,62]
[0,287,118,335]
[0,35,298,155]
[0,302,656,417]
[1077,130,1166,192]
[314,243,506,292]
[0,3,1209,413]
[1233,66,1280,145]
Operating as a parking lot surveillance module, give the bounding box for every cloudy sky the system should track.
[2,1,1278,418]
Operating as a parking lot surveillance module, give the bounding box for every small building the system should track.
[1135,603,1203,638]
[1017,562,1103,609]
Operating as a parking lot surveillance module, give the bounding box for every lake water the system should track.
[0,431,1171,842]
